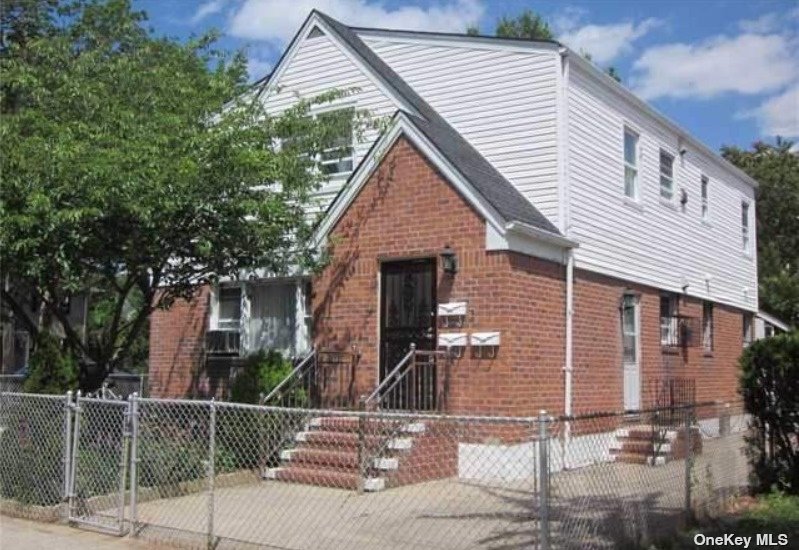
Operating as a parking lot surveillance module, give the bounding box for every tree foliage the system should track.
[739,331,799,494]
[1,0,357,387]
[470,9,622,81]
[723,140,799,326]
[23,331,78,394]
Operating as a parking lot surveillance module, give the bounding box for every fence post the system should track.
[207,398,216,550]
[357,395,367,494]
[538,410,550,550]
[68,390,82,520]
[62,390,73,505]
[684,404,693,521]
[129,393,139,536]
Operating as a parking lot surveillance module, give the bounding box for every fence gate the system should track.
[67,394,132,535]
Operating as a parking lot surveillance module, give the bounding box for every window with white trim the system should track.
[217,287,242,331]
[659,150,674,199]
[742,313,754,347]
[701,175,709,221]
[702,301,713,352]
[623,128,639,199]
[317,108,354,176]
[621,294,638,363]
[742,201,750,253]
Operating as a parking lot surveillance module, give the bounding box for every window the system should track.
[742,313,754,347]
[659,150,674,199]
[623,128,639,199]
[702,302,714,352]
[621,295,638,363]
[660,294,678,346]
[217,287,242,330]
[316,108,354,176]
[764,324,775,338]
[701,175,709,221]
[249,282,297,354]
[742,202,750,253]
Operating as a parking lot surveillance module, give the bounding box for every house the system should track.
[754,310,790,340]
[149,11,759,420]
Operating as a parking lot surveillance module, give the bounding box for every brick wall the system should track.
[148,287,210,398]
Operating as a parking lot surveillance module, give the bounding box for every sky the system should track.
[133,0,799,152]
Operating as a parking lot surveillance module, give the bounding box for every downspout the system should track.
[558,48,575,469]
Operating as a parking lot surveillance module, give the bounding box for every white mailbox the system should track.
[437,302,467,328]
[470,331,500,358]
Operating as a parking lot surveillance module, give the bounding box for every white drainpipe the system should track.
[563,250,574,469]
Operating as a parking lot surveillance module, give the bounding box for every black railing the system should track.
[366,344,452,412]
[262,347,360,409]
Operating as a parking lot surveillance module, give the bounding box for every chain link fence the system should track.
[0,392,750,549]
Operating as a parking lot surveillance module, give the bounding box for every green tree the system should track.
[1,0,357,388]
[23,332,78,394]
[722,140,799,326]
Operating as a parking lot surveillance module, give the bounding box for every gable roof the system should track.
[264,10,562,236]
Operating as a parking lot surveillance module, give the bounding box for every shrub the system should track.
[23,333,78,394]
[229,349,295,404]
[739,330,798,494]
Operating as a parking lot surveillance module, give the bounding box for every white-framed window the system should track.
[659,149,674,199]
[621,294,638,363]
[701,175,709,221]
[702,301,714,352]
[741,201,750,253]
[660,294,678,346]
[623,127,639,199]
[217,286,242,331]
[742,313,754,347]
[316,107,354,176]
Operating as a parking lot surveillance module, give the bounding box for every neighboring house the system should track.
[149,11,759,418]
[754,310,790,340]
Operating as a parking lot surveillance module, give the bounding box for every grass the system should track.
[652,492,799,549]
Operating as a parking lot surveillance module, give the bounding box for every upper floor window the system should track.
[742,313,754,347]
[623,128,639,199]
[317,108,354,176]
[702,301,714,352]
[660,294,679,346]
[701,175,709,221]
[741,201,750,253]
[659,150,674,199]
[218,287,242,330]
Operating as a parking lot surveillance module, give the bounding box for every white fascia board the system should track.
[505,222,579,249]
[566,51,758,190]
[486,223,571,265]
[354,29,561,55]
[757,311,791,331]
[313,112,508,247]
[259,14,420,118]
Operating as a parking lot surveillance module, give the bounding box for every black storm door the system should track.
[379,259,436,409]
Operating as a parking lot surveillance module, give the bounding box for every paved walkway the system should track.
[0,516,155,549]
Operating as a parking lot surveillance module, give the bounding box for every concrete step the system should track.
[307,417,425,435]
[610,440,672,454]
[611,452,667,466]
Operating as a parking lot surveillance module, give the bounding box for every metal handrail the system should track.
[365,344,416,406]
[262,347,316,404]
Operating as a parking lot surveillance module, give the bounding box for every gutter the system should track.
[504,222,579,249]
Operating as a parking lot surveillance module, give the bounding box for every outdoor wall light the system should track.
[440,245,458,275]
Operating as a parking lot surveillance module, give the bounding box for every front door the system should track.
[622,294,641,411]
[379,259,436,409]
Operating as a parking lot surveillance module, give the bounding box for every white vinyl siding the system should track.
[566,64,757,312]
[623,128,639,199]
[363,37,561,226]
[261,33,397,216]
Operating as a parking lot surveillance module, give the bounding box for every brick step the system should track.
[264,466,385,492]
[611,439,672,454]
[296,430,414,451]
[612,452,668,466]
[616,427,677,441]
[282,448,359,469]
[308,416,425,435]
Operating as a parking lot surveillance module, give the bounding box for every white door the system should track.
[622,295,641,411]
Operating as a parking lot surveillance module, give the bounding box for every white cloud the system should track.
[631,33,798,100]
[191,0,225,25]
[559,18,661,64]
[228,0,485,44]
[740,84,799,138]
[738,13,781,34]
